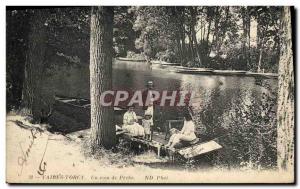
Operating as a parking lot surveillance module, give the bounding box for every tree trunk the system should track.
[172,7,184,63]
[6,10,30,110]
[241,6,251,70]
[205,19,211,56]
[216,7,230,56]
[188,32,195,61]
[202,18,206,42]
[190,7,202,66]
[180,7,187,64]
[22,9,47,122]
[277,7,294,174]
[257,38,264,73]
[256,12,269,72]
[180,24,186,63]
[90,6,116,150]
[176,37,183,62]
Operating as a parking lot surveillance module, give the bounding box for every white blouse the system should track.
[123,111,137,125]
[181,120,197,139]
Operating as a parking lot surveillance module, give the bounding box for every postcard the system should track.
[6,6,294,184]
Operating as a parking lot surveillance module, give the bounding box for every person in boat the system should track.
[123,105,145,137]
[165,111,197,150]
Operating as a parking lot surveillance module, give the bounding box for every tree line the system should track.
[116,6,282,72]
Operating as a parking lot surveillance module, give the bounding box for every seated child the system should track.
[142,113,152,140]
[165,112,197,150]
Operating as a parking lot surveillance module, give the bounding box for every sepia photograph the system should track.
[5,5,295,184]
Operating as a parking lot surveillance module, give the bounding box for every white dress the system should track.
[180,120,197,140]
[123,111,145,137]
[168,120,197,146]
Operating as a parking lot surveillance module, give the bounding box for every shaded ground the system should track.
[6,112,291,183]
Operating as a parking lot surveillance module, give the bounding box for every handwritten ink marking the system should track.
[37,136,49,176]
[17,128,48,177]
[18,128,40,176]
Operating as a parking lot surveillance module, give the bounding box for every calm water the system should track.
[113,61,277,131]
[42,60,278,133]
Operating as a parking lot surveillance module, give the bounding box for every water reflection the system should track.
[43,60,277,135]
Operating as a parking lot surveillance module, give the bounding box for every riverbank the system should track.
[116,58,278,79]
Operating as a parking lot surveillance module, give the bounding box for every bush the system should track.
[155,49,179,63]
[214,83,277,169]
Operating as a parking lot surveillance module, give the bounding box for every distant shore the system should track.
[116,57,278,79]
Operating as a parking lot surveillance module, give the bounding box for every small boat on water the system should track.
[173,66,198,70]
[116,57,146,62]
[150,60,163,64]
[212,70,247,76]
[150,60,181,66]
[245,72,278,79]
[175,68,214,75]
[48,95,127,134]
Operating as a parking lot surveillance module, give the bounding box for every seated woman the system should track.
[123,106,145,137]
[165,112,197,149]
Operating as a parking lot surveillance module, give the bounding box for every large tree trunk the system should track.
[6,10,30,110]
[90,6,116,150]
[22,9,47,122]
[277,7,294,174]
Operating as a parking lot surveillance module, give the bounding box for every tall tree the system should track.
[254,7,282,72]
[204,7,214,58]
[169,6,184,63]
[90,6,116,150]
[189,6,202,66]
[240,6,251,70]
[277,7,294,173]
[6,9,30,110]
[22,9,47,122]
[179,7,187,64]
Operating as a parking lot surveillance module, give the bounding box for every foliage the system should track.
[214,83,278,169]
[45,7,90,68]
[126,51,145,60]
[132,7,178,61]
[114,7,137,57]
[130,6,282,72]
